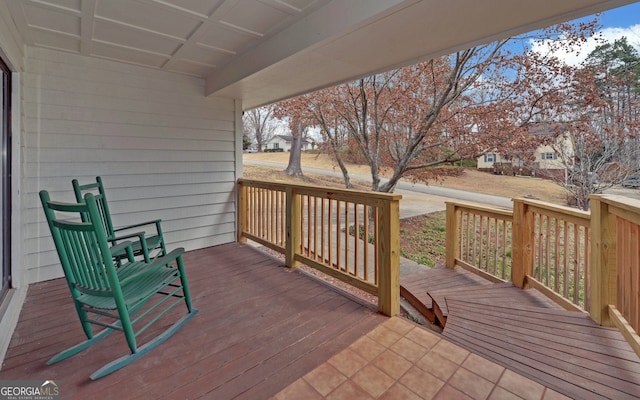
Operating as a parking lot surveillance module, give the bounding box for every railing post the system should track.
[590,195,616,326]
[377,197,400,316]
[285,187,300,268]
[512,199,533,288]
[445,202,459,269]
[237,181,247,243]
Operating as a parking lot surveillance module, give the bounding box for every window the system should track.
[484,154,496,163]
[0,56,11,300]
[273,142,279,149]
[541,152,557,160]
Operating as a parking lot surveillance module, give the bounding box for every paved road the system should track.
[244,159,640,277]
[244,159,513,219]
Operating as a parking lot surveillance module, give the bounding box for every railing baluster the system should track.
[562,220,568,299]
[482,215,487,272]
[574,223,580,305]
[271,188,276,242]
[336,200,341,271]
[328,199,333,268]
[584,225,590,312]
[630,221,639,331]
[554,217,560,293]
[306,195,311,257]
[344,201,349,273]
[492,217,498,275]
[364,205,369,282]
[354,202,359,277]
[281,190,286,247]
[374,207,378,285]
[464,211,470,262]
[501,219,507,279]
[472,213,477,267]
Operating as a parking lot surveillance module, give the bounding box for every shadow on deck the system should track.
[401,267,640,399]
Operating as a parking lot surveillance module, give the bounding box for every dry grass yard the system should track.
[243,152,570,205]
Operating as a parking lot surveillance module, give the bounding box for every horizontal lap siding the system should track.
[0,1,24,69]
[23,48,238,283]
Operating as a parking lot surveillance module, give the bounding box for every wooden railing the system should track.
[237,179,402,316]
[446,195,640,356]
[590,194,640,356]
[447,199,591,311]
[512,199,591,312]
[446,201,513,283]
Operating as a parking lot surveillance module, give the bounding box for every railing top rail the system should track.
[238,178,403,202]
[590,194,640,216]
[514,197,590,222]
[445,200,513,218]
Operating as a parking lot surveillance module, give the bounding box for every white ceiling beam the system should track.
[204,0,418,96]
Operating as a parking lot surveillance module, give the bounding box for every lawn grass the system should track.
[399,212,447,267]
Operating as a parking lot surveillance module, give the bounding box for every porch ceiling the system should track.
[8,0,638,109]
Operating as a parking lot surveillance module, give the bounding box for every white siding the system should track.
[23,47,239,283]
[0,0,24,70]
[476,153,504,169]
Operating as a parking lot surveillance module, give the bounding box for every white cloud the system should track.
[529,24,640,66]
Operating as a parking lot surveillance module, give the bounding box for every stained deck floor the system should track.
[0,243,386,399]
[401,267,640,400]
[4,245,640,399]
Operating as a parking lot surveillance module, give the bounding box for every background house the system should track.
[265,135,313,151]
[477,124,572,179]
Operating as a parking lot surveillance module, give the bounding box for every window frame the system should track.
[0,56,11,300]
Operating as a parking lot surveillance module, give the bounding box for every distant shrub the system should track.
[454,159,477,167]
[264,148,284,152]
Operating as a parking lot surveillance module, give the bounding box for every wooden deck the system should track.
[5,245,640,399]
[401,267,640,399]
[0,243,386,399]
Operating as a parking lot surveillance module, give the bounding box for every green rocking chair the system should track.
[72,176,166,262]
[40,190,197,380]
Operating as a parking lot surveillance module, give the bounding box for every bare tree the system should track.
[284,123,306,177]
[543,128,633,210]
[243,105,278,152]
[276,20,605,199]
[545,37,640,210]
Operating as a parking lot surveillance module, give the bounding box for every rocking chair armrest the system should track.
[118,247,185,286]
[147,247,185,268]
[114,219,162,233]
[110,231,147,243]
[109,241,135,260]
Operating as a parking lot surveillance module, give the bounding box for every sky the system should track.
[531,2,640,66]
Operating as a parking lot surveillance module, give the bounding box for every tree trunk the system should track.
[285,136,304,177]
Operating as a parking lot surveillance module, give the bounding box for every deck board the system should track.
[401,267,640,399]
[400,266,491,323]
[0,243,386,399]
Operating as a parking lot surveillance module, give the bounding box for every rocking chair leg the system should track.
[90,309,198,380]
[47,328,114,365]
[176,256,193,312]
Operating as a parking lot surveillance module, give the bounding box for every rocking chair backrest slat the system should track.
[72,177,116,239]
[57,226,110,291]
[43,191,120,295]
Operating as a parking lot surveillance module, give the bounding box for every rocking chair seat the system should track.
[76,248,183,310]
